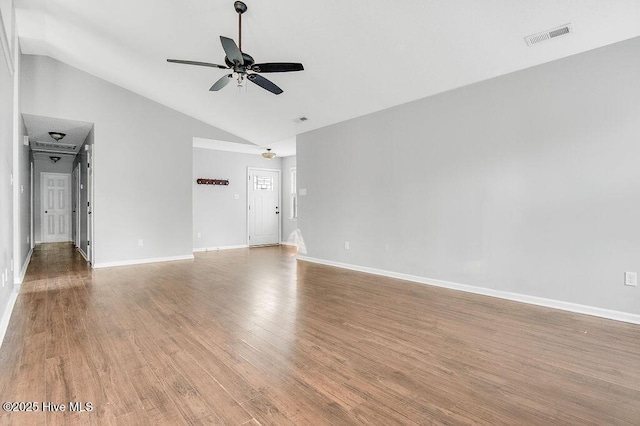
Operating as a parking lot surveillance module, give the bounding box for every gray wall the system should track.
[17,115,30,272]
[21,55,252,265]
[33,157,74,242]
[193,147,281,249]
[297,36,640,316]
[14,44,31,279]
[281,155,297,244]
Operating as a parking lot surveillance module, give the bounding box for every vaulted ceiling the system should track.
[15,0,640,146]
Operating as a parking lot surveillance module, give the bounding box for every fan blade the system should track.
[167,59,228,69]
[220,36,244,65]
[210,74,233,91]
[247,74,283,95]
[252,63,304,73]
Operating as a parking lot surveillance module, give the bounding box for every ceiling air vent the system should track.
[34,141,77,150]
[525,24,572,46]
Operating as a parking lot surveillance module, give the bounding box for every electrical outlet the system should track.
[197,233,201,239]
[138,239,144,247]
[234,194,239,200]
[625,272,637,287]
[344,241,350,250]
[20,184,24,193]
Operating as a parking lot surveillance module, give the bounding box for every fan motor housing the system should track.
[225,53,255,68]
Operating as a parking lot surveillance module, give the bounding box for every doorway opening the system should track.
[23,114,95,265]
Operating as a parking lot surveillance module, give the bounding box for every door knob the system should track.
[45,211,48,213]
[275,212,280,214]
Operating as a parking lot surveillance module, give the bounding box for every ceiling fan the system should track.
[167,1,304,95]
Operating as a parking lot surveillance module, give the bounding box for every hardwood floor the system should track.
[0,243,639,425]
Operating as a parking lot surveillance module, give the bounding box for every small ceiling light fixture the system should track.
[48,132,66,141]
[49,156,62,163]
[261,148,276,159]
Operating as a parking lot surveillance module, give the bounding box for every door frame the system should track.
[73,164,80,247]
[30,161,34,249]
[87,145,94,265]
[247,167,281,247]
[40,172,72,243]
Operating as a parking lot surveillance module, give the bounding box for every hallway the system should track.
[0,243,639,425]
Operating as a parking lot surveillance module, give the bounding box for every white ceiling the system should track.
[194,136,295,157]
[15,1,640,147]
[23,113,93,155]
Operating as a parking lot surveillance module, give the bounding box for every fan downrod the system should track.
[234,1,247,14]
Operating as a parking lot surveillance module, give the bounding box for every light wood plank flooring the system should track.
[0,242,639,425]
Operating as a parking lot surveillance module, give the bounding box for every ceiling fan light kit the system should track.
[262,148,276,159]
[167,1,303,95]
[48,131,66,141]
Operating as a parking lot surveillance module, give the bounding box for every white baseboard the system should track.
[297,256,640,325]
[280,241,298,247]
[14,247,33,285]
[0,290,19,348]
[77,247,89,262]
[93,254,195,269]
[194,245,248,253]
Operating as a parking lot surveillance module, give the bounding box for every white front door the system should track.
[248,168,280,246]
[42,173,71,243]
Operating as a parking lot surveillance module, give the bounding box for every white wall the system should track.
[193,147,281,250]
[21,55,252,266]
[297,36,640,317]
[280,155,297,244]
[0,1,17,343]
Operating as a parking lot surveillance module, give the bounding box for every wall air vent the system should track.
[525,24,572,46]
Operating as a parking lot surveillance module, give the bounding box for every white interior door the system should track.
[42,173,71,243]
[248,168,280,246]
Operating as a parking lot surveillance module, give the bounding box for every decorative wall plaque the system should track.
[196,178,229,186]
